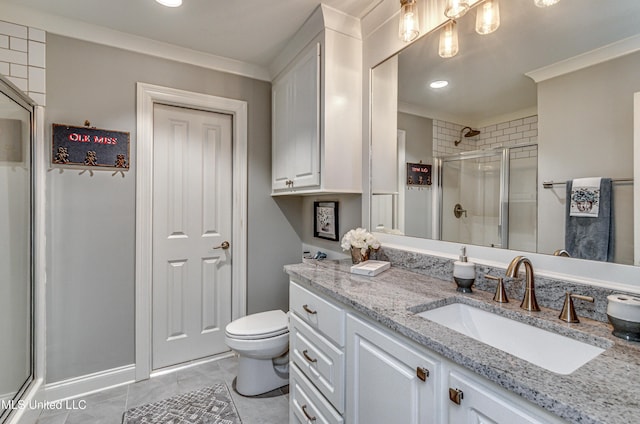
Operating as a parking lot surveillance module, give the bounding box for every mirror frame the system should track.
[361,0,640,293]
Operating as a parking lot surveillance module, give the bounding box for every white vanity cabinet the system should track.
[271,5,362,195]
[289,279,568,424]
[346,314,441,423]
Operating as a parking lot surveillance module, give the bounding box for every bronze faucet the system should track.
[505,256,540,312]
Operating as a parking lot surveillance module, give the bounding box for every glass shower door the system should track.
[440,150,507,248]
[0,79,33,422]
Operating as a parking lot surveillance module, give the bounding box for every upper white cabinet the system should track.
[271,5,362,195]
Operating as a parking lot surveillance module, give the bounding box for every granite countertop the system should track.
[284,259,640,424]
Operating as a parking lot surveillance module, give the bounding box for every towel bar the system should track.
[542,178,633,189]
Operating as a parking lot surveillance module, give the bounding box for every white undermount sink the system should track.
[417,303,606,375]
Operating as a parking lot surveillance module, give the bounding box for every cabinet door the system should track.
[346,315,440,424]
[272,75,292,190]
[447,370,551,424]
[272,43,320,192]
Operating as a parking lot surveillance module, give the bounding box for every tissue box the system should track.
[350,260,390,277]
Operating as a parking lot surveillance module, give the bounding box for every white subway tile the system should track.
[524,130,538,138]
[509,118,524,127]
[497,135,509,143]
[504,126,516,135]
[497,122,509,130]
[0,35,8,49]
[491,129,503,137]
[0,61,9,76]
[516,124,530,133]
[28,66,45,93]
[6,75,27,91]
[28,41,45,68]
[28,27,46,43]
[9,37,27,52]
[523,116,538,124]
[0,48,27,65]
[509,133,523,141]
[0,21,27,38]
[10,63,27,78]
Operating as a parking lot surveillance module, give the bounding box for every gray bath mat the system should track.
[122,383,241,424]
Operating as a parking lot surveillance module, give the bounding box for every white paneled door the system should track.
[152,104,233,370]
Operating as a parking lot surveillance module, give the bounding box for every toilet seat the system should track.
[225,310,288,340]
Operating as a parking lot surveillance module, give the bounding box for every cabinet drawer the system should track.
[290,281,345,347]
[290,364,343,424]
[291,313,345,413]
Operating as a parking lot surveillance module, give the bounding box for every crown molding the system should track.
[1,2,271,81]
[526,33,640,83]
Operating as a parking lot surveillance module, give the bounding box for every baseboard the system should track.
[44,364,135,402]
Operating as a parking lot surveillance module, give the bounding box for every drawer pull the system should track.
[301,404,317,421]
[302,349,318,363]
[449,387,464,405]
[417,366,429,382]
[302,304,317,315]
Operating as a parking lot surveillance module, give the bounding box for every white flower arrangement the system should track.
[341,227,381,254]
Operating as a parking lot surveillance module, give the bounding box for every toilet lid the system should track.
[225,310,289,340]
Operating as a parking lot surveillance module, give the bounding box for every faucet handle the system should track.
[559,292,594,323]
[485,275,508,303]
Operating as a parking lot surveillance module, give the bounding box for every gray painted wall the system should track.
[537,51,640,264]
[301,194,362,255]
[45,35,301,383]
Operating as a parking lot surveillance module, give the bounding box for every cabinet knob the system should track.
[416,366,430,382]
[449,388,464,405]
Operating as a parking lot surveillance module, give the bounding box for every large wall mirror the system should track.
[371,0,640,266]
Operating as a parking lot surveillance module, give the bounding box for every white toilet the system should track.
[224,309,290,396]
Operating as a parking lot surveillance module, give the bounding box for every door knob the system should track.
[213,241,230,250]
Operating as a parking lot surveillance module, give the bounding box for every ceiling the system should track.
[0,0,379,68]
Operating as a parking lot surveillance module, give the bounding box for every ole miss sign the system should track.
[52,124,130,170]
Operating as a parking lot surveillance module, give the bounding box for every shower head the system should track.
[454,126,481,145]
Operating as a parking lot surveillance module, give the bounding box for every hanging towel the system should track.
[569,177,602,217]
[565,178,614,262]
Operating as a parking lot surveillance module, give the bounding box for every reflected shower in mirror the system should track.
[370,0,640,265]
[0,77,34,422]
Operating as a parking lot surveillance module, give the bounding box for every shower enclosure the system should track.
[437,144,538,251]
[0,76,35,423]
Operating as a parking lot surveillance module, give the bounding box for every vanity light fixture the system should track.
[155,0,182,7]
[430,80,449,89]
[439,21,459,58]
[445,0,470,19]
[475,0,500,35]
[534,0,560,7]
[399,0,420,42]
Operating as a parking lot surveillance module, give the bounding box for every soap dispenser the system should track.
[453,246,476,293]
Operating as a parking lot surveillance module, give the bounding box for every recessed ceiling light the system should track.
[156,0,182,7]
[430,80,449,89]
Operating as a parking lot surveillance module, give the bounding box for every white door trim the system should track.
[135,82,248,381]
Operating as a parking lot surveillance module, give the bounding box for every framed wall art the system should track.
[314,201,339,241]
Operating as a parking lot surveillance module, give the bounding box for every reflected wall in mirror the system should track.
[0,77,33,422]
[371,0,640,265]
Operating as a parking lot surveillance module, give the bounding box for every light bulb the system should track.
[475,0,500,35]
[445,0,469,19]
[399,0,420,42]
[439,21,459,58]
[534,0,560,7]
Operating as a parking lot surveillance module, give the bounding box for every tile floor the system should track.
[36,356,290,424]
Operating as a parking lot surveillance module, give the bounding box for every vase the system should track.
[351,247,370,264]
